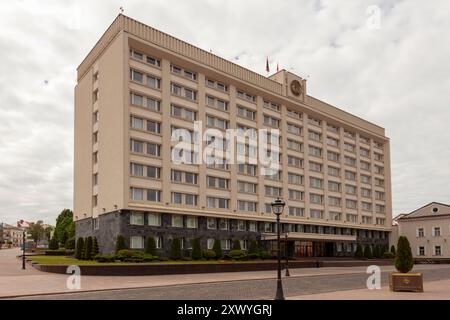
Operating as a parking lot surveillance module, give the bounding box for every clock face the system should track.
[290,80,302,96]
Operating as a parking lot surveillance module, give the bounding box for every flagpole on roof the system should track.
[266,56,270,75]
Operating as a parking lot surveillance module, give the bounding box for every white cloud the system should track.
[0,0,449,224]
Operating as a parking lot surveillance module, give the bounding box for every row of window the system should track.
[126,212,388,236]
[417,245,445,256]
[416,226,450,237]
[129,50,384,152]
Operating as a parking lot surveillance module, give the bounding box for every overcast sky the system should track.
[0,0,449,225]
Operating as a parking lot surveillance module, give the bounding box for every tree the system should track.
[29,221,44,243]
[65,238,75,250]
[395,236,414,273]
[212,239,223,259]
[83,236,93,260]
[191,238,202,260]
[232,239,241,250]
[169,238,182,260]
[354,244,364,258]
[75,237,85,260]
[249,240,259,255]
[115,235,126,253]
[54,209,74,245]
[390,245,396,256]
[49,237,59,250]
[145,237,157,256]
[92,237,99,256]
[364,244,373,259]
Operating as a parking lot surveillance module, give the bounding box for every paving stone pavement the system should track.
[9,266,450,300]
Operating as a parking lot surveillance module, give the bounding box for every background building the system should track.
[1,223,24,247]
[395,202,450,259]
[74,14,392,256]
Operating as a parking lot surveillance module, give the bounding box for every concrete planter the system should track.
[389,272,423,292]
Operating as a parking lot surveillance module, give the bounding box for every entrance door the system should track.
[325,242,334,257]
[294,241,313,257]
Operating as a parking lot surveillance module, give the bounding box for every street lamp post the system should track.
[271,198,286,300]
[22,230,26,270]
[285,232,290,277]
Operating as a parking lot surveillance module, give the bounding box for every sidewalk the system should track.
[289,279,450,300]
[1,248,449,298]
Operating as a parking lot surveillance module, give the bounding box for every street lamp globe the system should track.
[271,198,286,216]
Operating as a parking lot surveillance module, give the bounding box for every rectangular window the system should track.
[288,155,303,168]
[130,187,144,200]
[310,162,322,172]
[310,209,323,219]
[146,166,160,179]
[219,219,229,230]
[308,130,321,141]
[329,212,341,221]
[249,221,257,232]
[287,139,302,152]
[186,216,198,229]
[237,201,257,212]
[130,163,144,176]
[288,189,304,201]
[346,199,357,209]
[310,177,323,189]
[130,69,143,83]
[147,189,161,202]
[237,220,246,231]
[328,181,341,192]
[130,139,144,153]
[345,170,356,181]
[148,213,161,226]
[346,214,358,223]
[418,246,425,256]
[309,146,322,157]
[433,227,441,237]
[289,207,304,217]
[327,151,340,162]
[207,239,215,250]
[345,185,357,195]
[328,166,340,177]
[288,173,303,185]
[310,194,323,204]
[172,215,183,228]
[207,218,217,230]
[434,246,442,256]
[130,236,144,249]
[147,143,161,157]
[329,197,341,207]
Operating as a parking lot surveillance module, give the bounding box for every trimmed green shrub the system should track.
[259,250,271,259]
[142,254,155,262]
[75,237,85,260]
[181,256,193,261]
[49,237,59,250]
[212,239,223,259]
[145,237,157,256]
[364,244,373,259]
[94,254,115,263]
[354,244,363,258]
[84,236,93,260]
[373,245,382,259]
[395,236,414,273]
[65,238,75,250]
[232,239,241,250]
[229,249,245,259]
[169,238,182,260]
[92,237,99,256]
[383,251,395,259]
[202,249,216,260]
[390,245,396,256]
[249,240,259,255]
[191,238,202,260]
[115,235,126,253]
[45,249,68,256]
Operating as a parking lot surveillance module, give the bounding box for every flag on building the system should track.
[266,57,270,73]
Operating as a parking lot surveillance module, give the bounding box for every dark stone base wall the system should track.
[75,210,390,256]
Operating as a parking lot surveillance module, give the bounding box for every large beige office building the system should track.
[74,14,392,256]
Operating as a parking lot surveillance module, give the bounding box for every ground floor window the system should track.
[434,246,442,256]
[130,236,144,249]
[155,236,162,249]
[249,221,257,232]
[130,211,144,225]
[207,238,214,250]
[221,239,230,250]
[240,240,248,250]
[172,215,183,228]
[207,218,217,230]
[418,246,425,256]
[148,213,161,226]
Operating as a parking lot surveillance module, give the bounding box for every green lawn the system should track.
[27,255,270,266]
